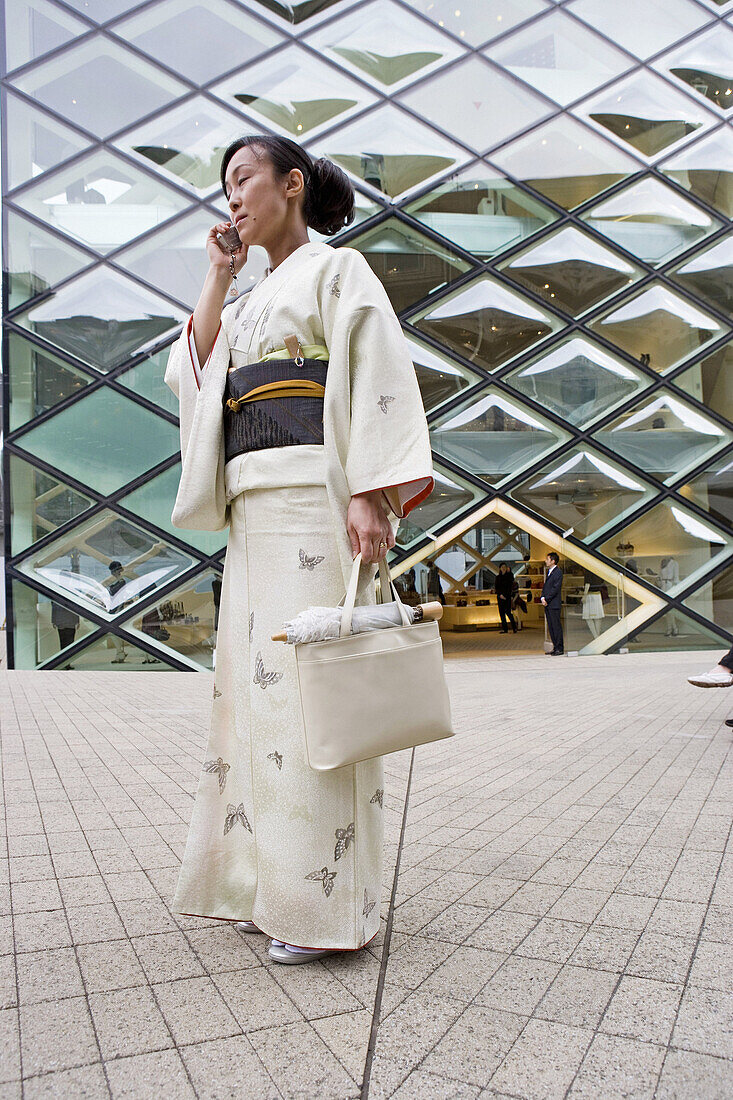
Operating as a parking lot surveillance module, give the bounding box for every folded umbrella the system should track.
[272,601,443,643]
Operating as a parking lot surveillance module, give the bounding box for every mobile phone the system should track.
[216,226,242,254]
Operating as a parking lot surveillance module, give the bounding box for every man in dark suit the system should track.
[541,552,564,655]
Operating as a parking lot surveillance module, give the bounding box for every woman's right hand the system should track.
[206,222,249,276]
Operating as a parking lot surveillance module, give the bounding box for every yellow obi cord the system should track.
[226,378,326,413]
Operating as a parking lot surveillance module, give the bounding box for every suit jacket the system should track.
[541,566,563,610]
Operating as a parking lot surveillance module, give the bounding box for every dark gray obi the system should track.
[223,358,328,463]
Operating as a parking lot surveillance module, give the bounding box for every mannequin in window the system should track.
[659,557,680,637]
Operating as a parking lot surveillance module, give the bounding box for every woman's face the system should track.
[224,146,305,247]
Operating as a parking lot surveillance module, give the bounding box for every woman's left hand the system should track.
[347,491,395,564]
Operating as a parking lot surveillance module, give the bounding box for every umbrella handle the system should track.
[271,601,443,641]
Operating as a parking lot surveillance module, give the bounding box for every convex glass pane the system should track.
[581,178,721,264]
[58,633,179,671]
[406,336,481,415]
[119,465,228,558]
[429,388,569,487]
[251,0,354,25]
[567,0,711,61]
[402,0,548,47]
[491,115,641,210]
[210,45,378,139]
[113,0,284,86]
[14,269,188,371]
[594,393,731,485]
[8,455,94,557]
[673,344,733,423]
[660,128,733,219]
[395,464,484,550]
[409,275,562,371]
[669,237,733,317]
[15,509,195,620]
[685,563,733,635]
[349,219,472,313]
[399,57,553,154]
[588,285,728,374]
[10,38,188,139]
[498,226,642,316]
[599,501,731,594]
[3,91,91,192]
[505,336,650,427]
[122,568,222,671]
[6,335,91,432]
[625,608,728,653]
[654,24,733,113]
[510,446,655,541]
[11,581,97,670]
[16,387,179,496]
[11,150,192,255]
[5,211,93,310]
[680,452,733,531]
[5,0,88,74]
[117,347,180,418]
[405,163,557,260]
[491,10,633,106]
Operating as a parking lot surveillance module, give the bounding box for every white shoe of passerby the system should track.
[687,666,733,688]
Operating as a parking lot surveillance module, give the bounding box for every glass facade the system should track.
[2,0,732,669]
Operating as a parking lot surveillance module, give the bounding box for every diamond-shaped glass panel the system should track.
[3,91,91,192]
[408,275,563,371]
[685,562,733,635]
[407,336,481,415]
[114,98,246,199]
[599,501,731,595]
[15,508,196,621]
[58,0,148,18]
[402,0,549,48]
[669,236,733,318]
[117,347,180,418]
[16,388,179,496]
[119,465,228,558]
[576,71,716,160]
[429,388,570,487]
[210,44,378,140]
[654,24,733,114]
[122,568,221,671]
[117,209,231,311]
[7,334,91,432]
[395,463,484,550]
[511,446,656,541]
[625,607,729,653]
[11,580,98,670]
[588,284,729,375]
[8,455,95,557]
[49,631,179,670]
[113,0,284,86]
[305,0,464,91]
[504,335,651,428]
[5,0,88,73]
[490,10,633,107]
[680,451,733,533]
[498,225,642,316]
[491,115,642,209]
[5,210,93,311]
[13,269,188,372]
[399,55,554,155]
[660,128,733,219]
[11,150,192,256]
[594,392,731,486]
[347,218,472,313]
[673,343,733,424]
[580,177,721,265]
[567,0,711,61]
[251,0,357,25]
[10,38,188,139]
[310,106,471,201]
[404,162,558,260]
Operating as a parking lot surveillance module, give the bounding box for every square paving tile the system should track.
[490,1017,594,1099]
[19,996,99,1076]
[88,986,173,1059]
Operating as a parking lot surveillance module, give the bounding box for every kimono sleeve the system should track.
[163,315,231,531]
[321,248,434,518]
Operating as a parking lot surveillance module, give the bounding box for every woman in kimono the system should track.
[164,135,434,964]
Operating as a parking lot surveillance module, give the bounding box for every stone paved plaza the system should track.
[0,650,731,1099]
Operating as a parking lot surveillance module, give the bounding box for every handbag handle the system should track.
[340,553,412,638]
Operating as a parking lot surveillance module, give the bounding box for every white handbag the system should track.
[295,554,454,771]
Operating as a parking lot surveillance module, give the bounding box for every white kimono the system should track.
[164,241,433,949]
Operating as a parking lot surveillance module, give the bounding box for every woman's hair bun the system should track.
[305,156,356,237]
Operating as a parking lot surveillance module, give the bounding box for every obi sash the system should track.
[223,350,328,463]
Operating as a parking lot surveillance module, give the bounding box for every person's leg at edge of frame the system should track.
[688,643,733,688]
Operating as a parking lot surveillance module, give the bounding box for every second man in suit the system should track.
[541,552,564,655]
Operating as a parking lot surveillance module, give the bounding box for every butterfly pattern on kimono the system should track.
[306,866,337,897]
[213,684,222,699]
[203,756,230,794]
[363,888,376,919]
[334,822,355,861]
[224,803,252,835]
[370,789,384,809]
[299,548,325,571]
[253,651,283,690]
[327,274,341,298]
[267,751,283,771]
[249,612,254,644]
[378,395,395,414]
